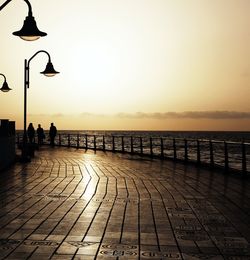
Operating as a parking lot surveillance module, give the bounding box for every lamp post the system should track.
[0,73,11,92]
[0,0,47,41]
[22,50,59,161]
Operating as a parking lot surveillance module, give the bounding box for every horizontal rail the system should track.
[16,133,250,175]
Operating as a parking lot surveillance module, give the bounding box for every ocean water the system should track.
[16,130,250,172]
[57,130,250,142]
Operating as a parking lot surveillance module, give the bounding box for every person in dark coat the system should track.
[37,124,45,145]
[27,123,35,143]
[49,123,57,146]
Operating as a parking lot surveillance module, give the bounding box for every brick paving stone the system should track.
[0,146,249,259]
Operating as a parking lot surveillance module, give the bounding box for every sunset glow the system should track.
[0,0,249,130]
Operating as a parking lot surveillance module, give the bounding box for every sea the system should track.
[56,130,250,142]
[16,130,250,172]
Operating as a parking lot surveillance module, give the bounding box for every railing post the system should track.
[94,135,96,150]
[103,135,105,151]
[140,137,143,155]
[184,139,188,162]
[224,141,229,172]
[85,134,88,149]
[150,137,153,157]
[209,140,214,167]
[121,136,124,153]
[173,138,177,160]
[77,134,79,149]
[68,134,70,147]
[197,140,200,164]
[59,134,61,146]
[160,138,164,158]
[242,142,247,175]
[112,136,115,152]
[131,136,134,154]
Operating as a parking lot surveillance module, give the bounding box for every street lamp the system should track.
[0,73,12,92]
[22,50,59,161]
[0,0,47,41]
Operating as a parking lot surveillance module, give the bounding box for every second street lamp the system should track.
[0,0,47,41]
[0,73,12,92]
[22,50,59,161]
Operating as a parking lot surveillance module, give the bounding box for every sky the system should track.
[0,0,249,131]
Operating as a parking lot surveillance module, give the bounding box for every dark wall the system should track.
[0,120,16,171]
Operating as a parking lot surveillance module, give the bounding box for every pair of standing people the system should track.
[27,123,57,146]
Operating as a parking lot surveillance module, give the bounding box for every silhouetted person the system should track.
[37,124,45,145]
[27,123,35,143]
[49,123,57,146]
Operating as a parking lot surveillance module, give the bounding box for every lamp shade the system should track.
[40,62,59,77]
[0,81,11,92]
[12,15,47,41]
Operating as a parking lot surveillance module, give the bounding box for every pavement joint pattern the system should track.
[0,147,249,259]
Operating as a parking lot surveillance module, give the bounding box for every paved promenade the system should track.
[0,147,250,259]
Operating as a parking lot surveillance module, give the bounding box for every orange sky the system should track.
[0,0,249,130]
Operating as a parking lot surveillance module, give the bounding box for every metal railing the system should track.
[16,133,250,175]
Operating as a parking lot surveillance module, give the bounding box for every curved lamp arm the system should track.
[0,73,7,82]
[28,50,51,66]
[0,0,32,15]
[25,50,59,88]
[25,50,50,89]
[24,0,32,16]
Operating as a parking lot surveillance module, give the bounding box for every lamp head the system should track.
[40,62,59,77]
[0,81,12,92]
[12,15,47,41]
